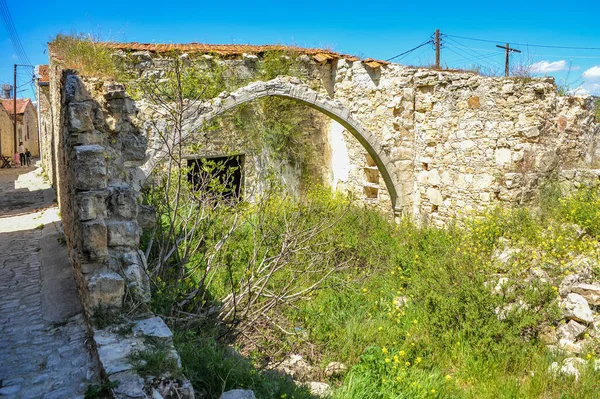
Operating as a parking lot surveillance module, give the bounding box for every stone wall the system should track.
[42,48,599,227]
[38,43,599,399]
[53,70,149,314]
[38,82,56,184]
[329,62,599,224]
[45,63,192,398]
[121,51,598,222]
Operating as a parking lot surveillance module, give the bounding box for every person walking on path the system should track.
[18,142,25,168]
[25,148,31,166]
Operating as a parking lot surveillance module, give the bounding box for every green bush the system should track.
[145,181,600,399]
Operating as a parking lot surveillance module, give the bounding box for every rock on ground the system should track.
[220,389,256,399]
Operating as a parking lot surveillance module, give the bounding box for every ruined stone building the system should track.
[38,41,600,311]
[0,98,39,158]
[34,41,599,398]
[42,43,600,224]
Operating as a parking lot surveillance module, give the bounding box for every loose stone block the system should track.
[121,133,148,162]
[68,102,94,133]
[109,371,146,398]
[102,82,126,100]
[123,264,150,303]
[571,283,600,305]
[106,221,140,247]
[76,190,108,221]
[562,293,594,324]
[74,145,107,190]
[64,74,90,102]
[81,219,108,261]
[86,272,125,308]
[132,317,173,344]
[108,185,138,219]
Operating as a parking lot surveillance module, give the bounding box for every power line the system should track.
[386,39,434,62]
[443,38,503,71]
[444,47,498,70]
[444,37,503,62]
[0,0,31,65]
[444,33,600,51]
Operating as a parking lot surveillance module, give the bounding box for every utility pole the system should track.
[496,43,521,77]
[13,64,17,154]
[435,29,441,69]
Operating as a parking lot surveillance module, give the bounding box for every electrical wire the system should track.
[443,42,502,71]
[0,0,31,66]
[0,0,31,65]
[444,40,500,62]
[386,39,434,62]
[444,34,600,51]
[0,1,29,64]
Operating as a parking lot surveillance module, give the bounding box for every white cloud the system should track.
[575,65,600,96]
[583,65,600,79]
[530,60,569,73]
[572,82,600,95]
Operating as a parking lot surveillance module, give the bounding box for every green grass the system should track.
[129,344,182,379]
[50,34,121,78]
[146,184,600,399]
[175,330,316,399]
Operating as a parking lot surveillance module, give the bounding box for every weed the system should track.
[50,34,122,79]
[92,305,123,329]
[84,380,118,399]
[129,344,182,378]
[175,331,315,399]
[56,234,66,245]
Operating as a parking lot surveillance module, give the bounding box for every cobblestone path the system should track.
[0,167,99,398]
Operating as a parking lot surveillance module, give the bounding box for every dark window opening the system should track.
[187,155,244,201]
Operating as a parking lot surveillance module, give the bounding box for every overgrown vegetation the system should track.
[84,380,118,399]
[50,34,123,78]
[141,170,600,398]
[53,33,600,398]
[129,343,183,378]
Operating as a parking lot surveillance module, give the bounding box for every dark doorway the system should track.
[187,155,244,201]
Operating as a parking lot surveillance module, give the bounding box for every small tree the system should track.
[137,52,352,359]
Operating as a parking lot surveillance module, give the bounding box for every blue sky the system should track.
[3,0,600,99]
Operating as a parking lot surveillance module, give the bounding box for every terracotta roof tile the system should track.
[99,42,389,65]
[2,99,31,115]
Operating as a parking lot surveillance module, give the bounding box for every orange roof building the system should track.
[0,98,39,158]
[2,99,31,116]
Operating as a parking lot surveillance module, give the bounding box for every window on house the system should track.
[187,155,244,202]
[26,124,29,140]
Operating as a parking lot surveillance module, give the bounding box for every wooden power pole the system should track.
[496,43,521,77]
[13,64,17,154]
[435,29,441,69]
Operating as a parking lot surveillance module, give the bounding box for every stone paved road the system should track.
[0,166,99,398]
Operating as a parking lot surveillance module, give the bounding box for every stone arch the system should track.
[141,77,404,214]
